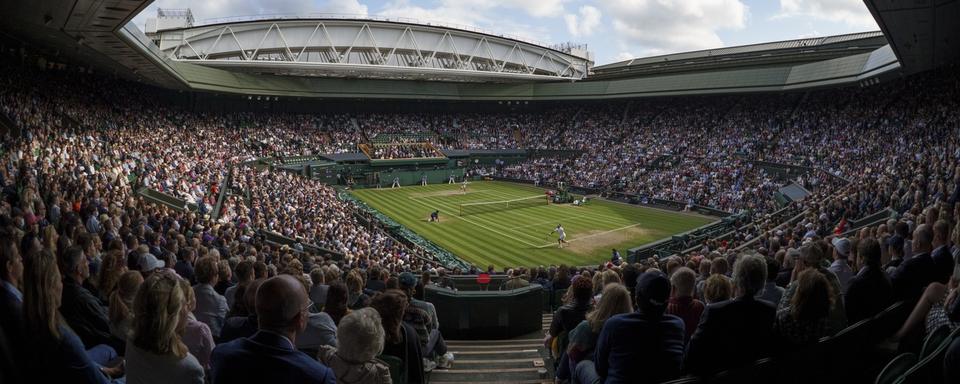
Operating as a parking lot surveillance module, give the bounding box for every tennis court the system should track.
[350,181,714,268]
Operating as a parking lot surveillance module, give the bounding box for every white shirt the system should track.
[125,341,204,384]
[556,227,566,239]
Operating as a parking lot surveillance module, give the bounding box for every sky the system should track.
[132,0,880,65]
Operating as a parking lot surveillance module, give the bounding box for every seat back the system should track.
[874,353,916,384]
[899,327,960,384]
[919,325,950,359]
[378,354,407,384]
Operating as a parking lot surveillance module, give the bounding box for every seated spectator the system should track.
[667,267,705,342]
[502,268,530,290]
[398,271,450,368]
[97,250,127,302]
[283,272,338,354]
[324,281,351,325]
[758,257,785,306]
[346,270,371,310]
[210,275,336,384]
[225,260,254,311]
[565,283,632,381]
[775,269,837,346]
[178,279,215,372]
[685,254,776,376]
[580,271,684,384]
[894,258,959,340]
[779,242,846,332]
[883,235,906,274]
[221,278,265,343]
[317,308,392,384]
[58,245,118,350]
[828,237,854,295]
[702,274,732,304]
[364,266,386,293]
[214,260,233,296]
[891,224,937,303]
[24,251,123,383]
[845,238,893,322]
[108,271,143,341]
[126,271,205,384]
[174,248,197,285]
[309,268,329,311]
[547,276,593,355]
[371,289,425,384]
[0,238,24,381]
[193,256,228,339]
[931,220,954,284]
[436,268,457,291]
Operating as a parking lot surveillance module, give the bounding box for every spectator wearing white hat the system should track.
[828,237,854,295]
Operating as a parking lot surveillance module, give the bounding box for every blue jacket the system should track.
[684,295,776,376]
[211,330,335,384]
[595,310,685,384]
[33,325,111,384]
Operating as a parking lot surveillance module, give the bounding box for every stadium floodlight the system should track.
[459,195,549,216]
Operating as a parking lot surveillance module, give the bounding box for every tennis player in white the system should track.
[552,224,567,248]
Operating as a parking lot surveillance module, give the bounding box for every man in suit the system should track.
[930,220,954,284]
[890,224,936,303]
[578,271,685,384]
[684,253,776,377]
[58,245,118,350]
[845,238,893,323]
[211,275,335,384]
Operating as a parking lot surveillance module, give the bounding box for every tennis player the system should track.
[460,179,468,194]
[551,224,567,248]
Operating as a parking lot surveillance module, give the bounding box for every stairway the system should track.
[431,313,553,384]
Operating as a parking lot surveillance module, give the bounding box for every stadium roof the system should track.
[0,0,957,99]
[591,31,888,80]
[145,16,592,83]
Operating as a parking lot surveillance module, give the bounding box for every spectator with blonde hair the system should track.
[685,254,776,376]
[178,279,215,371]
[97,249,127,302]
[702,274,732,304]
[108,271,143,342]
[774,269,836,346]
[193,256,228,338]
[317,308,392,384]
[564,284,632,381]
[126,271,205,383]
[25,251,123,383]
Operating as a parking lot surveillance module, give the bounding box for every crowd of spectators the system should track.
[2,48,960,384]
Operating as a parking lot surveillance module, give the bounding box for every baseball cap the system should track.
[831,237,851,257]
[139,253,165,272]
[399,272,418,288]
[635,271,671,312]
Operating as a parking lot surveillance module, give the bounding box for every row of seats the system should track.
[659,301,910,384]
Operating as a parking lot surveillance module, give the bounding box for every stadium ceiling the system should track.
[864,0,960,74]
[148,17,592,83]
[0,0,957,99]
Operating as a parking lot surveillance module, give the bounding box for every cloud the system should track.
[564,5,602,37]
[376,0,558,44]
[133,0,368,28]
[599,0,748,56]
[614,51,635,62]
[776,0,878,29]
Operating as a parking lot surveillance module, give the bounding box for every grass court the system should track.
[350,181,714,269]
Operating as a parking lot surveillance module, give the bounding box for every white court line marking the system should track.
[401,190,543,248]
[508,218,563,231]
[535,223,644,248]
[407,189,499,199]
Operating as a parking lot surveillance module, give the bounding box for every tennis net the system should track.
[459,195,548,216]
